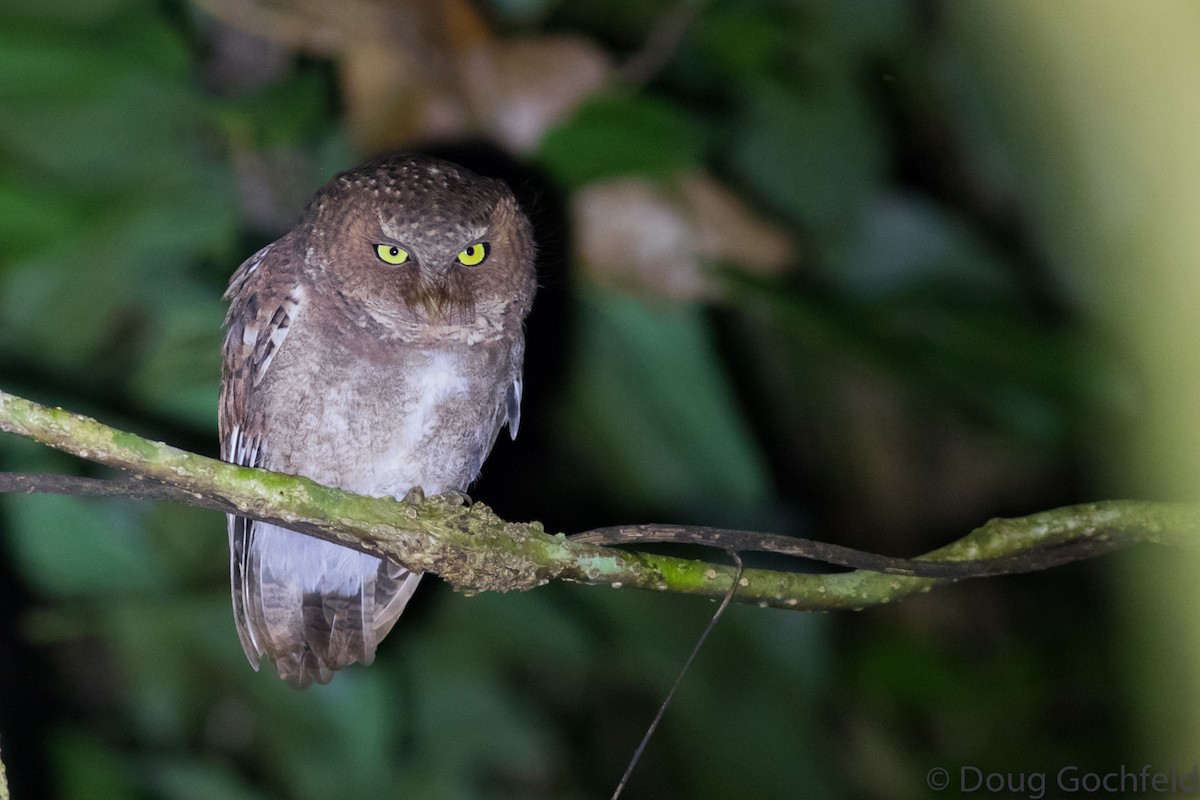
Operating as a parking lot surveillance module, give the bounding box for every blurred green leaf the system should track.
[146,758,263,800]
[0,242,133,370]
[413,665,553,781]
[0,181,85,262]
[0,7,188,104]
[0,63,202,190]
[100,596,241,742]
[728,77,886,232]
[558,289,771,520]
[3,495,167,596]
[725,267,1124,446]
[539,92,711,188]
[0,0,141,31]
[141,496,227,584]
[433,587,595,675]
[261,674,402,800]
[129,288,225,427]
[221,71,335,149]
[832,192,1020,296]
[0,0,236,406]
[50,729,137,800]
[680,2,792,83]
[815,0,915,66]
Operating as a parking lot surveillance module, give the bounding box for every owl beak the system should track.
[427,263,459,294]
[407,268,468,319]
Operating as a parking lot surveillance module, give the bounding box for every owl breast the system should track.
[260,315,512,500]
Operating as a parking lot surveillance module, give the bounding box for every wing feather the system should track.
[504,338,525,439]
[219,235,425,688]
[219,239,305,669]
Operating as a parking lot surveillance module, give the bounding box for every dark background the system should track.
[1,1,1193,798]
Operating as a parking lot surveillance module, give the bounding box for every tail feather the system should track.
[274,648,333,689]
[373,559,423,641]
[228,516,422,687]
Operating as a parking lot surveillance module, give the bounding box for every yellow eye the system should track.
[375,244,409,265]
[456,242,490,267]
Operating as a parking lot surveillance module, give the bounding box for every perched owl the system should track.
[219,154,536,688]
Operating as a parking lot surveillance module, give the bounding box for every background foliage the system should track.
[0,1,1187,797]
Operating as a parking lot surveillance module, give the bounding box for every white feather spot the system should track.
[402,352,468,447]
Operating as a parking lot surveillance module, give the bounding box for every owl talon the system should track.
[441,489,471,506]
[402,486,426,505]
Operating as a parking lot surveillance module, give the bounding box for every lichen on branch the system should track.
[1,388,1196,610]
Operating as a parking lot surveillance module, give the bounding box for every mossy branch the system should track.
[0,388,1196,610]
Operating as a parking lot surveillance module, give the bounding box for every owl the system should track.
[219,154,536,688]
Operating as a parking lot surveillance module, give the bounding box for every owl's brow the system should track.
[368,232,409,247]
[459,225,490,245]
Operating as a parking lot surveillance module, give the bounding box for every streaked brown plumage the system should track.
[219,154,536,687]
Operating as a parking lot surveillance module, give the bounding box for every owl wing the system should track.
[219,241,299,466]
[503,337,525,439]
[219,239,424,687]
[219,239,306,668]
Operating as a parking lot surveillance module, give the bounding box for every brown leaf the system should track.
[191,0,485,151]
[193,0,614,154]
[571,173,795,300]
[462,35,612,153]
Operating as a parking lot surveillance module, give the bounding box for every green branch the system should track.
[0,388,1195,610]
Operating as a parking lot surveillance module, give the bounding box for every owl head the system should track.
[297,154,536,325]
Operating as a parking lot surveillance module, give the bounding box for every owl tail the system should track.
[228,517,422,688]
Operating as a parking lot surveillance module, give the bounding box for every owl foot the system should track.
[402,486,425,505]
[440,489,471,506]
